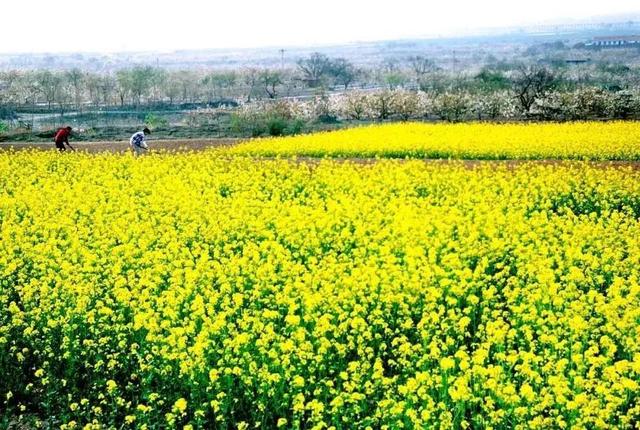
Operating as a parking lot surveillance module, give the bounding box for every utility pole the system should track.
[451,50,457,91]
[279,49,285,69]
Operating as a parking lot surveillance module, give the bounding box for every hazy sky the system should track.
[1,0,638,53]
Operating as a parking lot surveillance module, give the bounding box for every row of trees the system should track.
[179,85,640,138]
[0,67,275,111]
[223,86,640,135]
[0,53,365,112]
[2,52,639,115]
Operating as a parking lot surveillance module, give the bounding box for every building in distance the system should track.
[586,35,640,48]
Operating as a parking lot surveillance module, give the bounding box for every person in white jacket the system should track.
[130,127,151,156]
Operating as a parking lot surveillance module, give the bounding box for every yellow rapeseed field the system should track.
[1,135,640,429]
[232,121,640,160]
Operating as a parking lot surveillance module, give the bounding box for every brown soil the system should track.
[0,138,240,153]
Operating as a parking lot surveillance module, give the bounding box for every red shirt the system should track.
[54,128,71,144]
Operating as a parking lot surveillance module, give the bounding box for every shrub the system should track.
[144,113,169,129]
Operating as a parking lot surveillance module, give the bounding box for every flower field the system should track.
[232,121,640,160]
[1,132,640,429]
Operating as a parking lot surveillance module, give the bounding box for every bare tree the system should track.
[17,72,40,106]
[0,71,22,108]
[328,58,358,90]
[150,68,167,103]
[243,68,261,102]
[203,71,238,102]
[382,58,400,73]
[174,70,199,104]
[115,70,132,106]
[512,65,559,114]
[35,70,62,110]
[297,52,332,88]
[65,68,85,110]
[163,73,182,105]
[85,73,102,107]
[408,55,437,78]
[99,75,116,106]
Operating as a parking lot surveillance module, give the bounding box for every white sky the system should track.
[0,0,638,54]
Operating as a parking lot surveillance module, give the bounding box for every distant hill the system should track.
[1,15,639,72]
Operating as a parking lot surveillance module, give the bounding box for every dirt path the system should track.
[0,138,239,153]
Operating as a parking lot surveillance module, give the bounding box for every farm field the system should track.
[232,122,640,160]
[1,123,640,429]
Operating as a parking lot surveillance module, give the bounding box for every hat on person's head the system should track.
[143,127,151,134]
[66,126,72,131]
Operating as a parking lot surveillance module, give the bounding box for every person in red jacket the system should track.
[54,126,75,151]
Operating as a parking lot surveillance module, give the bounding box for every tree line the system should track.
[1,52,639,119]
[0,53,366,112]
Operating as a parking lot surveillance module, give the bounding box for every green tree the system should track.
[129,66,155,106]
[260,70,284,99]
[475,69,510,92]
